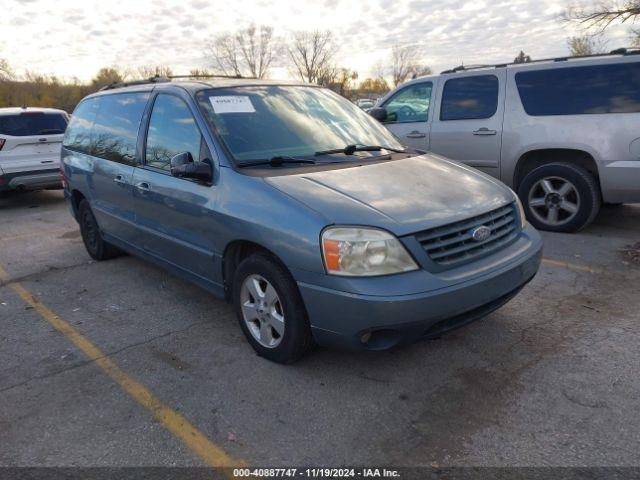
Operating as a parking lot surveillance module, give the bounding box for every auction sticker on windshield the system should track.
[209,96,256,114]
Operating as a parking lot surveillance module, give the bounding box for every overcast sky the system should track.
[1,0,632,82]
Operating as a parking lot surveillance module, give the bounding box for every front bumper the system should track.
[298,226,542,350]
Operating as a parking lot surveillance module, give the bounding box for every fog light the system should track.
[360,332,372,344]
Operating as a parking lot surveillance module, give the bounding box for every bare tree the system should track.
[0,45,11,81]
[136,65,173,79]
[236,25,276,78]
[390,45,431,86]
[287,30,336,84]
[207,24,277,78]
[567,34,608,55]
[565,1,640,30]
[208,34,243,77]
[0,58,12,81]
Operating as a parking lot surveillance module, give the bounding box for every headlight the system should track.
[512,191,527,229]
[321,227,418,276]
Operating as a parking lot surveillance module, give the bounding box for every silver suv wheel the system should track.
[240,274,285,348]
[527,176,581,227]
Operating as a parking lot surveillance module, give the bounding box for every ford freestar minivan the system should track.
[61,78,542,363]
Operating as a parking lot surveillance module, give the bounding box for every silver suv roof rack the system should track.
[440,47,640,74]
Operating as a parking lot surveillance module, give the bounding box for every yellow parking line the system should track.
[0,265,242,472]
[542,257,601,274]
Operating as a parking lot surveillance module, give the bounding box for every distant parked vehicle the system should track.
[355,98,375,110]
[0,107,69,192]
[370,49,640,232]
[61,77,541,363]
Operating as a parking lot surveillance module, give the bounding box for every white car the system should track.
[0,107,69,192]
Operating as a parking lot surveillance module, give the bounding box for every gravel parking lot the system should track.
[1,190,639,468]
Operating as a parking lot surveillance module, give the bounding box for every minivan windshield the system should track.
[196,86,404,164]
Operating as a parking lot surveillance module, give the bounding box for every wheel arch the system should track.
[70,189,87,220]
[513,149,600,192]
[222,240,288,302]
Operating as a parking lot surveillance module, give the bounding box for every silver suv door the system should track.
[379,80,434,150]
[430,71,506,178]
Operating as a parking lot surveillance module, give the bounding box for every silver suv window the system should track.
[515,62,640,116]
[382,82,432,123]
[440,75,499,121]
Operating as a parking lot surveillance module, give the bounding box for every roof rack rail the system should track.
[440,47,640,74]
[99,73,256,91]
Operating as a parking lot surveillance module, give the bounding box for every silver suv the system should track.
[371,49,640,232]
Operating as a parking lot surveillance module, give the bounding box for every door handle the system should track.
[472,128,497,136]
[113,174,127,185]
[135,182,151,192]
[406,130,426,139]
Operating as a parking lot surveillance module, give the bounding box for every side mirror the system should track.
[170,152,212,183]
[170,151,193,169]
[369,107,388,122]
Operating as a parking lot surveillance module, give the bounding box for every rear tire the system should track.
[517,162,600,233]
[78,200,121,261]
[232,252,314,363]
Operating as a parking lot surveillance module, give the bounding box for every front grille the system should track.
[416,203,518,267]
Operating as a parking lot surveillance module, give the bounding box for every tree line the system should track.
[0,27,430,112]
[1,1,639,112]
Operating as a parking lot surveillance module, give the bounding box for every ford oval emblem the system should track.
[471,225,491,242]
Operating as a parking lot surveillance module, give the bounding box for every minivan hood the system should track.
[265,154,513,236]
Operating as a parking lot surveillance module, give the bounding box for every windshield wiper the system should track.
[314,144,405,156]
[237,156,317,168]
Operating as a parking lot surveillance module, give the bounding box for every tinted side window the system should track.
[89,93,149,165]
[145,94,202,171]
[382,82,433,123]
[0,112,68,136]
[64,98,100,153]
[516,63,640,116]
[440,75,499,121]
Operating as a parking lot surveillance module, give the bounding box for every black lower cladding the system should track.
[362,281,530,351]
[420,283,526,339]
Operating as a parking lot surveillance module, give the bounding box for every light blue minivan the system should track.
[61,77,542,363]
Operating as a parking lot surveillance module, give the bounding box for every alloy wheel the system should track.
[527,176,581,227]
[240,274,285,348]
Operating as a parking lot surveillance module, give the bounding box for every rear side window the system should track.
[64,92,149,165]
[515,63,640,116]
[440,75,499,121]
[90,93,150,165]
[63,98,100,153]
[0,112,68,136]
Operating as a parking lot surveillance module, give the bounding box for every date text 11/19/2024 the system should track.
[232,468,401,478]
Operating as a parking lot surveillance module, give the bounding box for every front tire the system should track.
[78,200,122,261]
[517,162,600,233]
[232,252,313,363]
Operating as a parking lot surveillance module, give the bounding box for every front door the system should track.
[380,81,434,151]
[131,93,218,282]
[429,71,506,178]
